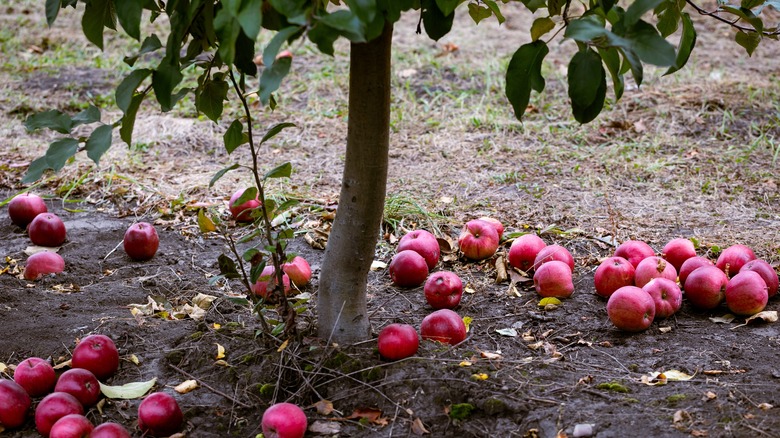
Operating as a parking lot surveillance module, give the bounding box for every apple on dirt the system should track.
[532,244,575,272]
[90,422,132,438]
[716,244,757,277]
[725,270,769,316]
[23,251,65,281]
[594,256,635,298]
[458,219,499,261]
[252,265,292,299]
[229,188,261,222]
[377,323,419,361]
[508,234,546,272]
[533,260,574,298]
[54,368,101,407]
[8,193,48,227]
[661,238,697,272]
[123,222,160,261]
[388,250,429,287]
[739,259,778,298]
[397,229,440,270]
[683,265,729,310]
[477,217,504,241]
[679,256,715,288]
[420,309,467,345]
[282,256,313,287]
[613,240,655,268]
[633,256,677,288]
[261,402,308,438]
[606,286,656,332]
[71,334,120,381]
[35,392,84,437]
[13,356,57,397]
[138,392,184,437]
[49,413,93,438]
[0,379,32,429]
[28,213,67,247]
[642,278,683,319]
[424,271,464,309]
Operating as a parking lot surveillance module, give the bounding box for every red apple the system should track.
[28,213,67,247]
[138,392,183,437]
[662,238,697,272]
[13,356,56,397]
[725,271,769,316]
[684,265,728,310]
[0,379,32,429]
[90,422,132,438]
[282,256,312,287]
[71,334,119,381]
[606,286,656,332]
[252,265,292,299]
[458,219,499,261]
[35,392,84,437]
[740,259,778,298]
[679,256,714,287]
[398,229,440,270]
[613,240,655,268]
[123,222,159,261]
[388,250,429,287]
[420,309,467,345]
[377,323,419,360]
[508,234,546,271]
[477,217,504,241]
[261,402,307,438]
[23,251,65,280]
[54,369,101,407]
[49,414,93,438]
[642,278,683,319]
[532,244,575,271]
[594,256,635,298]
[276,50,294,60]
[634,256,677,288]
[8,193,48,227]
[424,271,464,309]
[533,260,574,298]
[229,188,261,222]
[716,244,757,277]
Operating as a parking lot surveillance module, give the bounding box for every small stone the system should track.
[573,423,595,437]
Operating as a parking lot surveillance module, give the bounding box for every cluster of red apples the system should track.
[0,335,184,437]
[595,239,779,332]
[8,193,160,282]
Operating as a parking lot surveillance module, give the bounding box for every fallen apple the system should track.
[28,213,67,247]
[138,392,183,437]
[508,234,546,272]
[532,244,575,272]
[54,369,101,407]
[397,229,440,270]
[388,250,429,287]
[229,188,261,222]
[661,238,697,272]
[594,256,635,298]
[377,323,419,361]
[613,240,655,268]
[282,256,312,287]
[458,219,499,261]
[35,392,84,437]
[71,334,119,381]
[8,193,48,227]
[89,422,132,438]
[420,309,467,345]
[123,222,159,261]
[679,256,714,287]
[716,244,757,277]
[477,217,504,241]
[533,260,574,298]
[49,414,93,438]
[261,402,307,438]
[683,265,729,310]
[23,251,65,281]
[739,259,778,298]
[251,265,292,299]
[642,278,682,319]
[606,286,656,332]
[725,270,769,316]
[13,356,57,397]
[634,256,677,288]
[0,379,32,429]
[424,271,464,309]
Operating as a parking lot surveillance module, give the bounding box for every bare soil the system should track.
[2,3,780,438]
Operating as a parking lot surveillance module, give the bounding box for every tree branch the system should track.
[686,0,780,36]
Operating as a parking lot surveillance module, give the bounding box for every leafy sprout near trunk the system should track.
[22,0,779,342]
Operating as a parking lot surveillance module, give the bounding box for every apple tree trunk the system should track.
[316,24,394,343]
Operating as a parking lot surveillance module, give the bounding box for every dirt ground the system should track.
[2,2,780,438]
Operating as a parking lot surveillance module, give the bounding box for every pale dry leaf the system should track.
[216,343,225,359]
[709,314,736,324]
[192,293,217,310]
[370,260,387,271]
[459,361,472,367]
[309,420,341,434]
[0,363,6,373]
[24,246,61,256]
[214,359,231,367]
[437,236,456,254]
[577,375,594,385]
[174,379,199,394]
[659,326,672,333]
[673,409,690,424]
[508,268,532,284]
[471,373,488,381]
[277,339,290,353]
[495,256,508,283]
[527,341,544,350]
[704,391,717,400]
[168,433,186,438]
[758,402,773,410]
[95,398,106,415]
[495,328,518,337]
[99,378,157,399]
[464,286,476,294]
[462,316,473,333]
[480,351,502,360]
[664,370,695,381]
[411,417,429,435]
[181,303,206,321]
[691,430,708,437]
[313,399,334,415]
[53,359,71,370]
[127,354,140,365]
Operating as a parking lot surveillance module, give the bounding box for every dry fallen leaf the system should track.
[495,256,508,283]
[346,407,388,426]
[480,351,502,360]
[673,409,691,424]
[691,430,708,437]
[277,339,290,353]
[312,399,334,415]
[127,354,140,365]
[704,391,717,400]
[471,373,489,381]
[709,314,736,324]
[758,402,773,410]
[216,343,225,359]
[174,379,199,394]
[411,417,429,435]
[459,360,472,367]
[309,420,341,434]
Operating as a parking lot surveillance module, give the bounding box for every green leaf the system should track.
[264,162,292,180]
[531,17,555,41]
[120,93,144,145]
[22,156,50,184]
[214,10,240,66]
[71,105,101,127]
[45,0,60,26]
[624,20,676,66]
[124,35,162,66]
[483,0,505,24]
[218,254,242,279]
[234,26,257,77]
[250,260,267,284]
[260,122,296,144]
[564,15,609,41]
[467,3,492,24]
[344,0,377,24]
[319,10,365,42]
[664,12,697,75]
[735,30,761,55]
[209,163,240,187]
[520,0,547,13]
[197,209,216,233]
[598,47,624,100]
[624,0,664,27]
[422,1,455,40]
[24,110,72,134]
[721,6,763,33]
[82,0,116,50]
[505,41,549,120]
[45,137,80,172]
[152,58,183,112]
[85,124,113,164]
[742,0,765,7]
[197,76,229,121]
[435,0,460,16]
[116,0,143,40]
[242,248,261,262]
[656,1,681,37]
[116,69,152,112]
[619,47,644,86]
[234,187,258,207]
[262,26,301,68]
[224,120,248,154]
[99,378,156,399]
[237,0,263,39]
[548,0,565,16]
[568,49,607,123]
[258,56,292,105]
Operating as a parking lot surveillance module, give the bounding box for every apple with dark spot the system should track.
[594,256,635,298]
[71,334,119,381]
[662,238,697,272]
[261,402,307,438]
[229,188,261,222]
[725,270,769,316]
[49,414,93,438]
[532,244,574,271]
[614,240,655,268]
[389,250,429,287]
[23,251,65,281]
[35,392,84,437]
[138,392,183,437]
[533,260,574,298]
[90,422,132,438]
[397,229,440,270]
[420,309,467,345]
[679,256,714,287]
[424,271,463,309]
[684,265,728,310]
[458,219,499,261]
[54,369,101,407]
[642,278,682,319]
[606,286,656,332]
[28,213,67,247]
[739,259,778,298]
[508,234,546,272]
[14,357,56,397]
[123,222,159,261]
[716,244,756,277]
[0,379,31,429]
[377,323,419,361]
[8,193,47,227]
[634,256,677,288]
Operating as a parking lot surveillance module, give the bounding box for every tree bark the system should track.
[317,23,394,343]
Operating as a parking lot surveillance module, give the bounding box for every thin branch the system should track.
[685,0,780,36]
